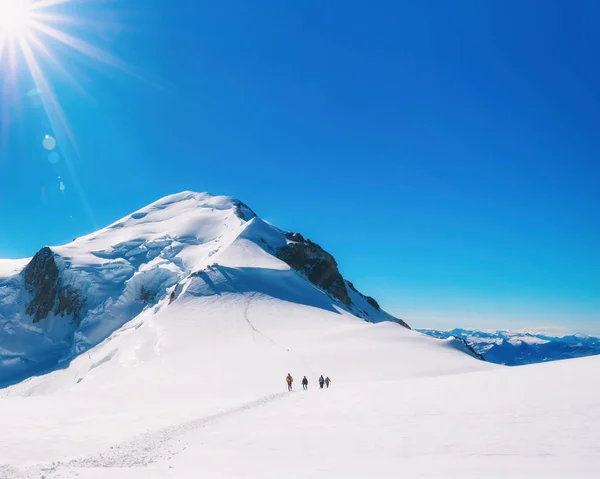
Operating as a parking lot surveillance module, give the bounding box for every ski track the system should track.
[3,391,292,479]
[242,293,283,349]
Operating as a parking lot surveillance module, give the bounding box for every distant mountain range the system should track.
[417,328,600,366]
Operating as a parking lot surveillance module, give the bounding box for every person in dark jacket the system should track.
[319,375,325,389]
[302,376,308,390]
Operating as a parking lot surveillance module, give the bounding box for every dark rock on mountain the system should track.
[277,236,410,328]
[55,285,85,325]
[366,296,380,311]
[456,338,485,361]
[24,247,60,323]
[23,247,84,324]
[277,234,351,307]
[284,232,305,243]
[347,281,381,311]
[234,201,256,221]
[140,285,157,303]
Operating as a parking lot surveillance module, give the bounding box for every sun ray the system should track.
[31,10,114,29]
[0,34,7,59]
[2,37,23,159]
[25,28,89,99]
[30,19,133,74]
[30,0,75,12]
[1,74,12,160]
[18,32,97,227]
[18,33,75,149]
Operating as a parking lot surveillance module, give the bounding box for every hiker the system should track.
[325,376,331,388]
[302,376,308,390]
[319,375,325,389]
[286,373,293,391]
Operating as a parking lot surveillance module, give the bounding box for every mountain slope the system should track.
[0,192,413,385]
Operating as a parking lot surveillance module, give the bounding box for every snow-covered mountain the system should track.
[418,328,600,366]
[0,191,417,385]
[1,192,598,478]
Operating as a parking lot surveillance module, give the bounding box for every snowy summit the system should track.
[0,191,415,385]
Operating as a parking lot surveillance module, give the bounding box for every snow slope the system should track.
[0,314,597,478]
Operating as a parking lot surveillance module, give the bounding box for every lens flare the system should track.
[42,134,56,150]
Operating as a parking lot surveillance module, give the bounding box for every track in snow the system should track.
[4,391,293,478]
[242,293,286,349]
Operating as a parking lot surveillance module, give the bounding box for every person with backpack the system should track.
[319,375,325,389]
[286,373,293,391]
[302,376,308,390]
[325,376,331,388]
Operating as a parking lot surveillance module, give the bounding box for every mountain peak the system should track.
[0,191,408,385]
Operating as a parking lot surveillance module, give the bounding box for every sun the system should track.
[0,0,131,138]
[0,0,33,36]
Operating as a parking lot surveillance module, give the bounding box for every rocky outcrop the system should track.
[456,338,485,361]
[276,233,411,331]
[24,247,60,323]
[23,247,84,324]
[277,233,351,307]
[140,285,157,303]
[55,285,84,324]
[233,201,256,221]
[347,281,381,311]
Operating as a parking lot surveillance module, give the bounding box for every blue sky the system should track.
[0,0,598,333]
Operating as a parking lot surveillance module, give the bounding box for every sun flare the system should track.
[0,0,33,37]
[0,0,129,143]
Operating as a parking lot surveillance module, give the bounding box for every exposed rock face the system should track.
[347,281,381,311]
[140,285,157,303]
[55,285,84,324]
[456,338,486,361]
[277,233,351,307]
[23,247,84,324]
[233,201,256,221]
[24,247,60,323]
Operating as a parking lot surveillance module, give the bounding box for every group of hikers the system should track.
[286,373,331,391]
